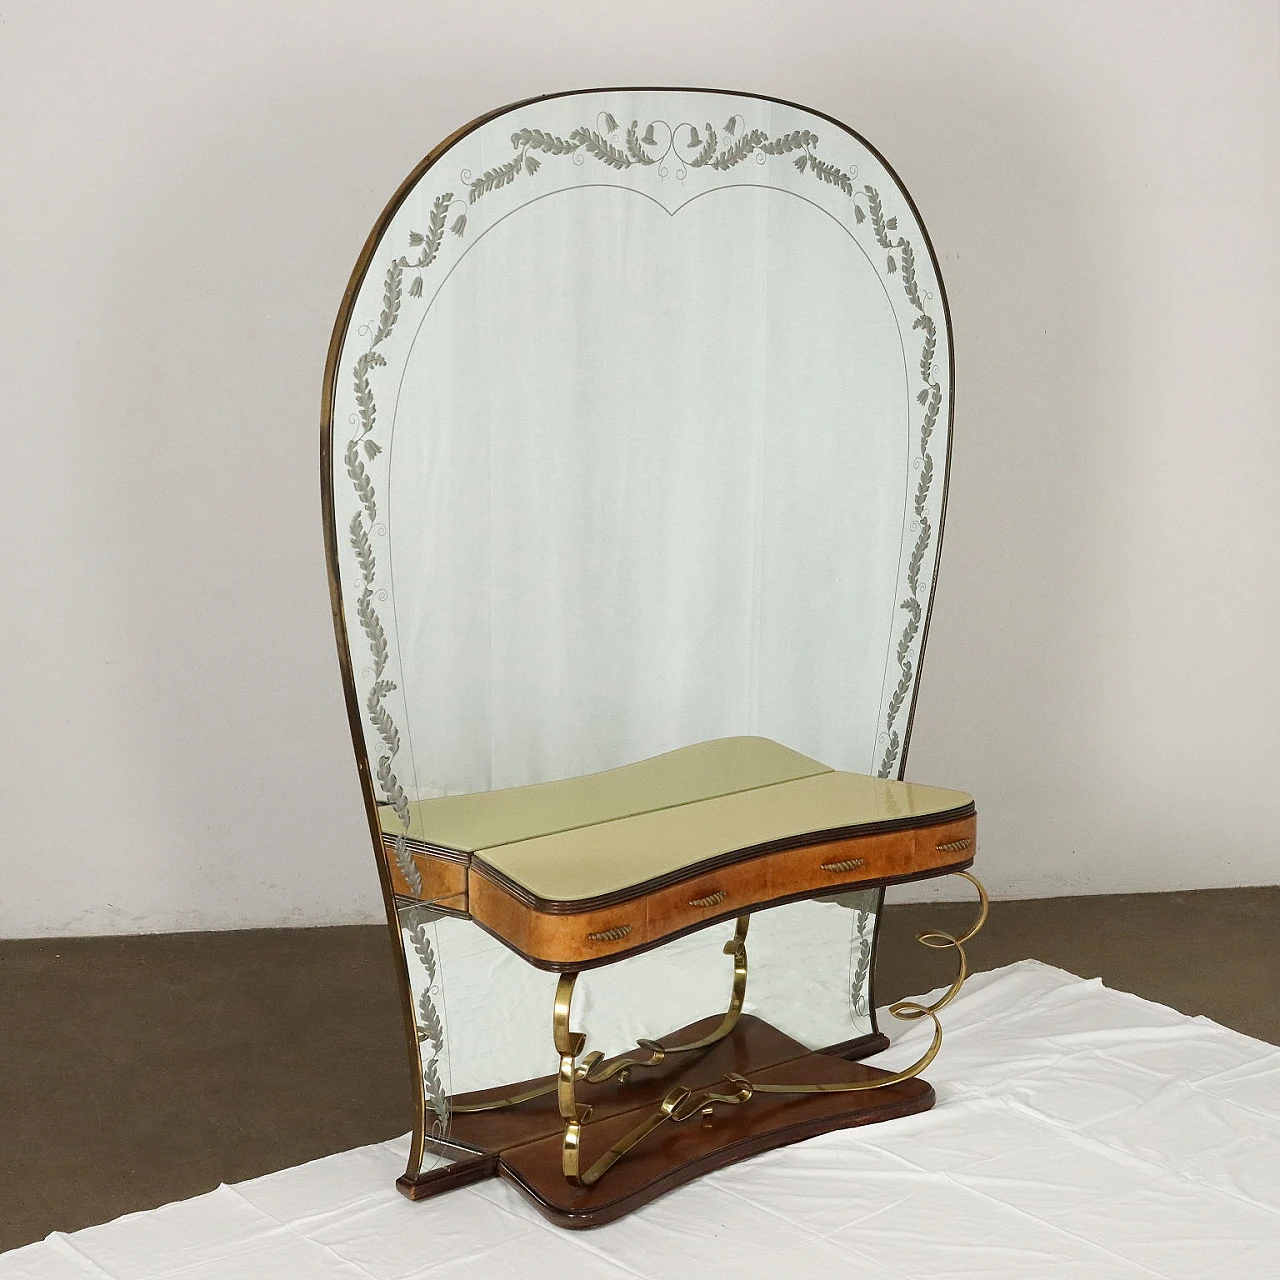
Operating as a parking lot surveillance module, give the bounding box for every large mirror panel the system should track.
[388,182,911,796]
[323,88,954,1190]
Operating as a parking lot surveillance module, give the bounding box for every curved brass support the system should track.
[461,876,988,1188]
[452,916,751,1112]
[554,972,589,1118]
[553,922,755,1184]
[584,915,751,1082]
[554,970,596,1183]
[475,874,987,1186]
[567,1076,756,1186]
[747,870,987,1096]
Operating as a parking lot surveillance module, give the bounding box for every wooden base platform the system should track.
[398,1015,933,1228]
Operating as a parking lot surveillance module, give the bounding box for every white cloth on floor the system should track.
[4,960,1278,1279]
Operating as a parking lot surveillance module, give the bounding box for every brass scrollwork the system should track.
[561,1064,756,1186]
[560,871,986,1181]
[459,874,987,1186]
[747,871,987,1096]
[452,916,751,1115]
[554,917,753,1184]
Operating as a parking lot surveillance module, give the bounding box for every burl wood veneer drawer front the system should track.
[468,870,645,964]
[761,829,916,899]
[638,830,922,947]
[914,814,977,872]
[468,811,976,970]
[384,843,469,906]
[643,864,769,941]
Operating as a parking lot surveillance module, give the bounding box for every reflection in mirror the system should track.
[387,184,909,798]
[428,893,879,1100]
[323,88,960,1218]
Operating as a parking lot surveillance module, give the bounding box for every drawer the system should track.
[642,862,770,940]
[764,828,917,900]
[384,840,469,905]
[468,869,654,967]
[466,810,978,970]
[912,814,977,874]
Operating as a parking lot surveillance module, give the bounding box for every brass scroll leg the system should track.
[555,962,754,1186]
[554,916,755,1186]
[455,915,751,1115]
[746,870,989,1097]
[549,878,987,1183]
[583,914,751,1085]
[554,971,595,1181]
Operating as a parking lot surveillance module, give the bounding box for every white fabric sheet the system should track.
[5,961,1279,1278]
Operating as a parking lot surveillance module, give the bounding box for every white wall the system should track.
[1,1,1276,936]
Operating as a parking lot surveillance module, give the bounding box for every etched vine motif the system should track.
[344,197,457,843]
[344,193,455,1147]
[392,834,423,896]
[471,114,833,193]
[404,911,450,1139]
[850,903,874,1018]
[857,189,943,778]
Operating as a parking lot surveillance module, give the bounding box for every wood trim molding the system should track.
[470,803,975,914]
[465,813,976,969]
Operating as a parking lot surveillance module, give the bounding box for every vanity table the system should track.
[321,87,981,1227]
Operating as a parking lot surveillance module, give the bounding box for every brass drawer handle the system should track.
[936,838,972,853]
[586,925,632,943]
[688,890,727,909]
[820,857,866,873]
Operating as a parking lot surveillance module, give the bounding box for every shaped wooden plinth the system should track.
[398,1015,932,1228]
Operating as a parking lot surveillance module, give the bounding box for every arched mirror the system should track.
[322,88,980,1226]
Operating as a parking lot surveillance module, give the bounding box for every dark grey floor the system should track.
[1,886,1276,1254]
